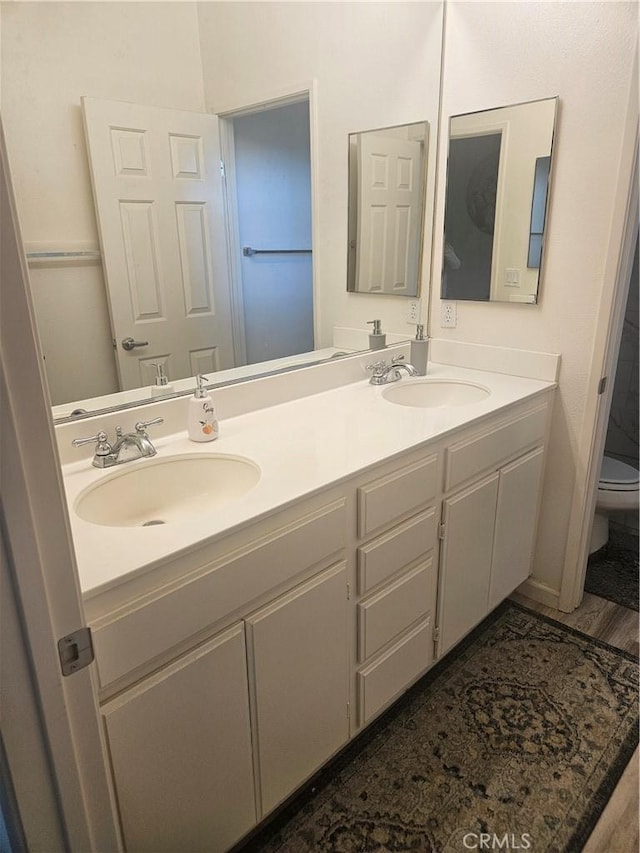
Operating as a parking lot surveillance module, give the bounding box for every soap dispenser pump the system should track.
[410,324,429,375]
[150,362,175,397]
[367,319,386,350]
[187,375,218,442]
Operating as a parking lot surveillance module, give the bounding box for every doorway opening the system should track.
[221,97,314,367]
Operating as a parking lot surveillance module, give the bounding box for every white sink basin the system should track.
[74,454,261,528]
[382,379,490,408]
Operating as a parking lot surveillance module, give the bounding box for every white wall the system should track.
[196,1,444,346]
[1,2,206,404]
[432,1,638,599]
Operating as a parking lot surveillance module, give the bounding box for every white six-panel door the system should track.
[82,97,235,390]
[356,133,422,294]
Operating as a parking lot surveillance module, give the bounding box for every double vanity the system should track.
[57,344,557,853]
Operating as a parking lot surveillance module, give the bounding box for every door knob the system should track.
[121,337,149,351]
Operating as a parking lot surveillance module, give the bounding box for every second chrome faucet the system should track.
[367,355,418,385]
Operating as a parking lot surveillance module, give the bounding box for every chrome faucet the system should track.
[367,355,418,385]
[72,418,164,468]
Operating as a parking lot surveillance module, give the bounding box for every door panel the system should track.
[356,133,422,294]
[245,562,348,816]
[438,473,499,655]
[489,447,545,608]
[82,97,234,390]
[102,624,256,853]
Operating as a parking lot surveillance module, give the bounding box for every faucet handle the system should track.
[391,354,405,364]
[134,417,164,434]
[71,431,112,456]
[366,360,387,373]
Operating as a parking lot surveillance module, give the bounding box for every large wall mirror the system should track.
[1,3,445,421]
[347,122,428,297]
[442,96,558,304]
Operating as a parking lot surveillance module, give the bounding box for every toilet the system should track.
[589,454,640,553]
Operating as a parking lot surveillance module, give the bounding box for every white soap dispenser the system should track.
[150,362,175,398]
[187,375,219,442]
[410,324,429,375]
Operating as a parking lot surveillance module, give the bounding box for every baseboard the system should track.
[517,577,561,610]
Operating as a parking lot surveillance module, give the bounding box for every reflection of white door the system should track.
[356,134,422,294]
[82,98,235,390]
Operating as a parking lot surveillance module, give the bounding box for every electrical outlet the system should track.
[406,299,421,324]
[440,301,457,328]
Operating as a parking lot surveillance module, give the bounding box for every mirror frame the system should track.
[441,96,558,305]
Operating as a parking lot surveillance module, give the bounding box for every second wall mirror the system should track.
[347,121,429,298]
[442,97,558,304]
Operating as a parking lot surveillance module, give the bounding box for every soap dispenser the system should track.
[367,319,386,350]
[187,375,218,442]
[150,362,174,398]
[410,324,429,375]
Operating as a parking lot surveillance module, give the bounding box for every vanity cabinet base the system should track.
[92,391,553,853]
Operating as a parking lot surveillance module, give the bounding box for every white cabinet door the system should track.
[438,473,499,655]
[489,447,545,609]
[102,623,255,853]
[246,562,349,816]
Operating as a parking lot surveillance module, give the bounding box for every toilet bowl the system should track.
[589,454,639,553]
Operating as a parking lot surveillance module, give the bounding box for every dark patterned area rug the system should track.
[584,528,639,611]
[237,601,638,853]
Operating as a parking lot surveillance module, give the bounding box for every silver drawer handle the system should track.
[121,337,149,351]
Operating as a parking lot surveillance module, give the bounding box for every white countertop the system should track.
[61,362,555,599]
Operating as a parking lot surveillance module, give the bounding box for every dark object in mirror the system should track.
[442,97,557,304]
[527,156,551,268]
[347,121,429,297]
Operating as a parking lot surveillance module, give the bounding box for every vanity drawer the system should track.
[358,558,435,662]
[357,618,433,726]
[445,403,548,491]
[357,508,436,594]
[357,453,439,538]
[91,498,346,689]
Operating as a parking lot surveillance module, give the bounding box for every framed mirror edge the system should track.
[448,94,559,126]
[441,95,559,305]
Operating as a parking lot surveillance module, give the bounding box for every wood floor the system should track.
[511,591,639,853]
